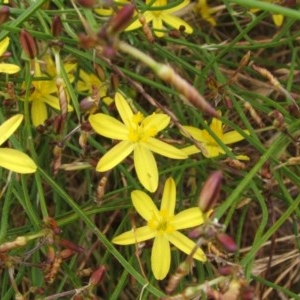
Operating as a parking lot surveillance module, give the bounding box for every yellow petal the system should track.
[236,154,250,161]
[183,126,207,143]
[160,177,176,215]
[222,130,248,145]
[31,99,48,127]
[143,113,170,133]
[151,235,171,280]
[0,63,20,74]
[145,137,187,159]
[134,144,158,192]
[164,0,190,13]
[131,190,159,221]
[96,140,134,172]
[115,92,134,127]
[152,16,164,37]
[89,113,128,140]
[172,208,205,230]
[272,14,284,27]
[0,114,23,146]
[210,117,223,136]
[181,145,201,156]
[168,231,206,261]
[160,14,193,34]
[204,144,223,157]
[112,226,156,245]
[43,94,73,112]
[94,7,114,16]
[126,11,154,31]
[0,148,37,173]
[0,37,9,56]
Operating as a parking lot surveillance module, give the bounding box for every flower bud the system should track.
[59,238,85,253]
[198,171,222,212]
[0,6,10,25]
[80,96,96,112]
[109,4,135,35]
[19,29,37,59]
[51,16,63,37]
[216,233,237,252]
[89,266,106,286]
[76,0,95,7]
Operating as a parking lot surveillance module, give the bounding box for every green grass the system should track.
[0,0,299,299]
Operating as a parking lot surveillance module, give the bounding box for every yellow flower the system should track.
[24,60,73,127]
[89,92,187,192]
[0,114,36,173]
[197,0,223,26]
[43,54,77,81]
[76,69,113,106]
[250,0,284,27]
[113,177,207,280]
[0,37,20,74]
[182,116,249,159]
[126,0,193,37]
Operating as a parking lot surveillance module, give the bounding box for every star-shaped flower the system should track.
[126,0,193,37]
[0,37,20,74]
[0,114,36,173]
[23,60,73,127]
[77,69,113,106]
[88,92,187,192]
[182,116,249,159]
[113,177,207,280]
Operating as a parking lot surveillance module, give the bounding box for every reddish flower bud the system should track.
[198,171,222,212]
[19,29,37,59]
[80,96,96,112]
[218,265,234,276]
[89,266,106,286]
[60,248,75,260]
[51,16,63,37]
[76,0,95,7]
[216,233,237,252]
[59,238,85,253]
[109,4,135,35]
[0,6,10,25]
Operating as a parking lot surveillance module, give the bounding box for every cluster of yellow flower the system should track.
[1,0,286,280]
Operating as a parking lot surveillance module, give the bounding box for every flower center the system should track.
[148,210,174,234]
[127,112,158,142]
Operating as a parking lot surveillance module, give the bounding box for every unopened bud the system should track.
[76,0,95,7]
[157,65,219,117]
[0,6,10,25]
[80,96,96,112]
[89,266,106,286]
[109,4,135,35]
[51,16,63,37]
[78,33,98,49]
[19,29,37,59]
[60,248,75,260]
[59,238,85,253]
[216,233,237,252]
[218,265,234,276]
[198,171,222,212]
